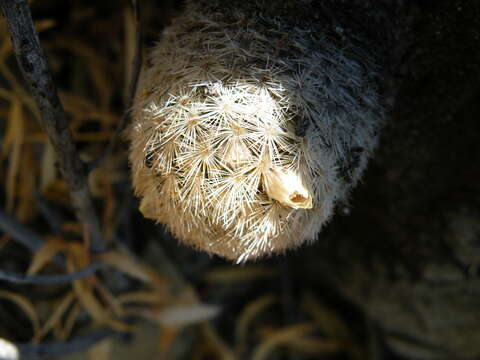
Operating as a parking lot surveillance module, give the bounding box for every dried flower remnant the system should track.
[129,0,383,261]
[262,167,312,209]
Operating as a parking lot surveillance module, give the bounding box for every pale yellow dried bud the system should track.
[262,167,313,209]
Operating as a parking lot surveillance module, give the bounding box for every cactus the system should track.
[128,0,383,262]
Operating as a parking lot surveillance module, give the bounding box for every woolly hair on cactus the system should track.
[128,0,384,262]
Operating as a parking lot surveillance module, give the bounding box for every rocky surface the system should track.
[294,1,480,358]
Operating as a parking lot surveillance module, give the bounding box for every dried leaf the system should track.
[98,250,149,282]
[35,19,57,33]
[91,278,125,318]
[303,292,352,340]
[0,62,40,120]
[34,292,75,342]
[27,236,66,275]
[235,295,276,352]
[59,302,80,340]
[66,255,131,333]
[152,304,220,327]
[40,142,57,191]
[0,87,12,104]
[42,179,70,205]
[0,290,40,338]
[61,221,83,234]
[5,97,24,212]
[58,92,98,118]
[251,323,319,360]
[303,292,364,359]
[53,313,64,340]
[67,256,106,323]
[98,250,167,291]
[202,323,236,360]
[68,242,90,268]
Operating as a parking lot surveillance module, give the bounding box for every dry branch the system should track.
[0,261,105,285]
[0,0,104,252]
[17,328,123,359]
[0,209,44,252]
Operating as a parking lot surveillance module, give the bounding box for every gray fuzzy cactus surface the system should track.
[129,0,383,261]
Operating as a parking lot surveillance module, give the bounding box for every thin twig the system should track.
[0,209,44,252]
[89,0,143,170]
[17,328,124,359]
[0,0,104,252]
[0,261,105,285]
[33,192,64,235]
[0,209,68,267]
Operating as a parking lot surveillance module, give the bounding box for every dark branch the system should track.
[17,328,125,359]
[0,0,104,252]
[0,208,67,268]
[0,261,105,285]
[89,0,143,170]
[0,209,44,252]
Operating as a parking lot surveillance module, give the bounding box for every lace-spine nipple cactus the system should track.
[129,1,383,262]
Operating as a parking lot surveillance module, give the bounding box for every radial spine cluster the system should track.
[129,0,383,261]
